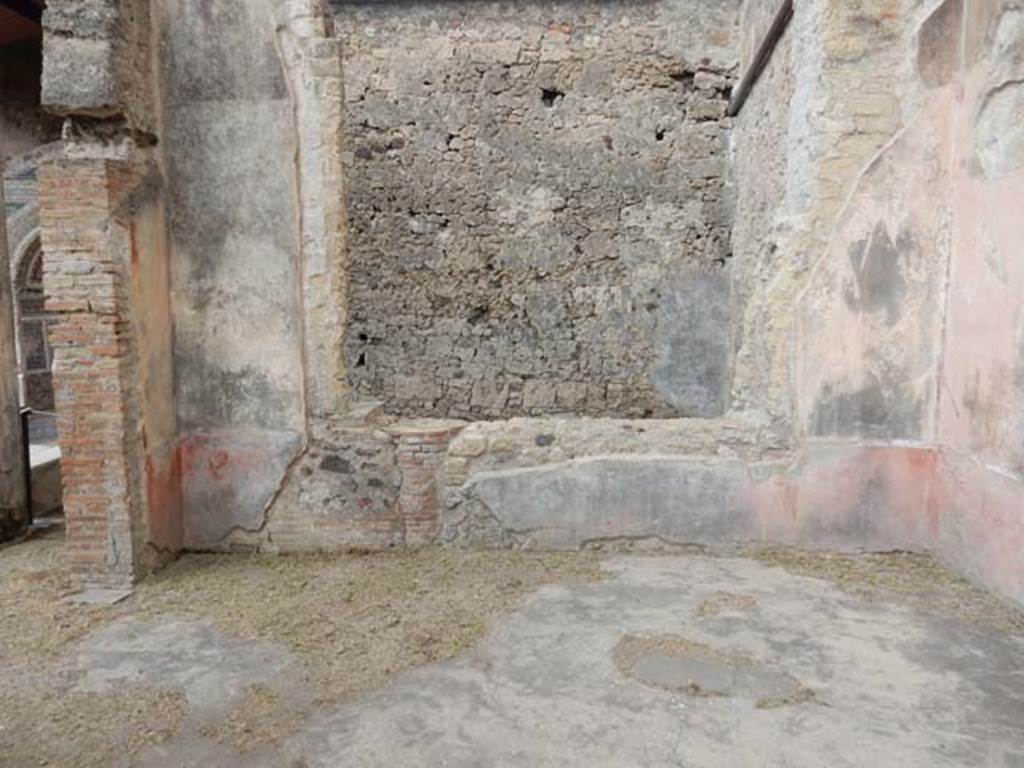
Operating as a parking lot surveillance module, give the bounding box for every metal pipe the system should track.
[20,407,32,527]
[727,0,794,118]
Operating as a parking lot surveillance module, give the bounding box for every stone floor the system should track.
[138,555,1024,768]
[3,537,1024,767]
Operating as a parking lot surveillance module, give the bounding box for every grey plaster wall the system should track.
[335,0,739,420]
[159,0,305,439]
[157,0,307,543]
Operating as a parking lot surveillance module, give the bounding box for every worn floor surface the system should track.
[2,532,1023,768]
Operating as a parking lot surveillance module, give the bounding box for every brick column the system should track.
[38,158,147,589]
[392,421,465,545]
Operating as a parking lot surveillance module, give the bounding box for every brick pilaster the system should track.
[38,158,147,589]
[392,422,465,545]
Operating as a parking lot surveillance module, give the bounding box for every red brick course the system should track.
[392,423,465,545]
[39,159,151,589]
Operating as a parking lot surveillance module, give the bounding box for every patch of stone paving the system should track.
[613,633,809,707]
[77,618,309,726]
[274,555,1024,768]
[93,555,1024,767]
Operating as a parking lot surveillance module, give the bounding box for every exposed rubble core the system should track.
[339,1,737,419]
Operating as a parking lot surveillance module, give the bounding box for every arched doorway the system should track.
[13,234,54,413]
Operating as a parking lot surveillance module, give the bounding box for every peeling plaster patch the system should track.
[972,79,1024,179]
[449,456,753,549]
[810,373,923,440]
[843,223,909,325]
[652,272,732,417]
[917,0,963,88]
[180,429,303,549]
[176,360,296,434]
[987,7,1024,73]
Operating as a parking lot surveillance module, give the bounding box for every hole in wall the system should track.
[670,70,695,90]
[655,128,666,142]
[541,87,565,107]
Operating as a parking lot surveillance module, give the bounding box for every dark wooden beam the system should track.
[727,0,794,118]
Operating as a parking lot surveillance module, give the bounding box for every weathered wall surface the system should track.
[931,0,1024,600]
[33,0,1020,607]
[796,98,952,443]
[157,0,308,547]
[783,0,1024,602]
[433,0,1024,606]
[727,0,798,430]
[731,0,917,433]
[938,0,1024,473]
[335,0,738,419]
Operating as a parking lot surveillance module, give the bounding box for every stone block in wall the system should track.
[41,37,118,116]
[41,0,157,133]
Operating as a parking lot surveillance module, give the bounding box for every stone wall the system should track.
[737,0,1024,603]
[431,0,1024,608]
[31,0,1024,608]
[336,0,738,420]
[930,0,1024,600]
[160,0,353,550]
[158,0,309,547]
